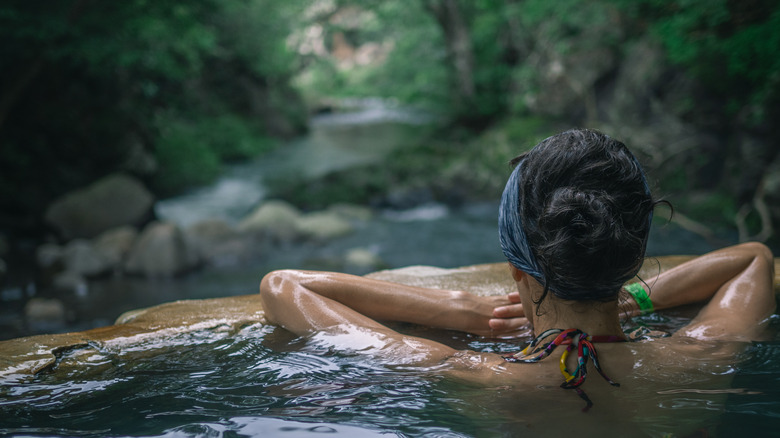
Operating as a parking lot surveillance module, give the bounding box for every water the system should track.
[2,317,780,437]
[0,100,747,341]
[4,100,779,435]
[155,98,434,227]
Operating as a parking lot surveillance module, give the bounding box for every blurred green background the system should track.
[1,0,780,339]
[1,0,779,249]
[0,0,780,240]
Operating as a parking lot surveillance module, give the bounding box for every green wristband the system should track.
[626,282,654,315]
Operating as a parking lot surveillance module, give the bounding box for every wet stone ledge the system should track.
[1,257,779,382]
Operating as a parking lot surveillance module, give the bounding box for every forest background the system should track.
[1,0,779,254]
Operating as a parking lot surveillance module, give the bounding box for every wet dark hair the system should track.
[499,128,658,304]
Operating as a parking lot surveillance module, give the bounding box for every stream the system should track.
[0,99,735,340]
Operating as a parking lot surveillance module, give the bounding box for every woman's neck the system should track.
[517,274,626,339]
[532,299,626,339]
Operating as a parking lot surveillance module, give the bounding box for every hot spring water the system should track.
[3,101,779,436]
[2,311,779,437]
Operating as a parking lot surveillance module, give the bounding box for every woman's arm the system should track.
[635,242,776,340]
[259,269,456,364]
[489,243,776,341]
[259,270,522,337]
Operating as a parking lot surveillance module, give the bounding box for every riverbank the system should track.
[274,114,772,247]
[1,102,776,342]
[0,197,748,342]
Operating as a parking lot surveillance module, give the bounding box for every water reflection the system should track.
[2,322,777,437]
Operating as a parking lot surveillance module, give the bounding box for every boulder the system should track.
[238,200,303,242]
[344,247,386,272]
[520,37,619,120]
[24,298,66,324]
[36,243,64,271]
[297,211,354,241]
[44,173,154,239]
[327,203,373,221]
[92,226,138,269]
[52,271,89,297]
[124,222,198,277]
[606,38,667,123]
[186,219,250,267]
[62,239,113,277]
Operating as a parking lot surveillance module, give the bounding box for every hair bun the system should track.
[509,128,655,302]
[533,187,633,300]
[540,188,613,240]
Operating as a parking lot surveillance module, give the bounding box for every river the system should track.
[0,99,735,340]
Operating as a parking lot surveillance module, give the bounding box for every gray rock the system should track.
[297,211,354,241]
[62,239,112,277]
[36,243,64,270]
[187,219,236,242]
[125,222,198,277]
[52,270,89,297]
[608,38,667,124]
[238,200,303,242]
[93,226,138,269]
[44,173,154,239]
[344,247,386,272]
[24,298,66,323]
[326,203,373,221]
[186,219,249,267]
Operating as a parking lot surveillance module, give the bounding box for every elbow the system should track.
[260,270,302,317]
[740,242,776,303]
[740,241,775,276]
[260,269,299,298]
[741,241,774,264]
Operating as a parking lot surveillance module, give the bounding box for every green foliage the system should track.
[293,0,450,109]
[3,0,776,237]
[203,115,278,162]
[151,113,277,194]
[0,0,307,233]
[217,0,306,80]
[357,7,449,107]
[674,191,739,229]
[610,0,780,124]
[296,0,625,121]
[441,117,562,196]
[152,119,222,196]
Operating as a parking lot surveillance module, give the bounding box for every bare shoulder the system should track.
[439,337,748,387]
[440,350,556,386]
[609,336,747,379]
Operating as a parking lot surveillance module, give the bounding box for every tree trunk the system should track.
[423,0,476,112]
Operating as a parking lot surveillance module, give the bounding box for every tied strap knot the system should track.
[503,328,623,412]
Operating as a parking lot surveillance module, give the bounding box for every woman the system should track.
[260,129,775,425]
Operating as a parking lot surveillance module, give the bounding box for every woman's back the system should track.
[443,337,748,436]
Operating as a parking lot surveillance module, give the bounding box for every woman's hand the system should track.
[461,292,528,338]
[488,292,527,336]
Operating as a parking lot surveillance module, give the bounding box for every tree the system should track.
[422,0,476,113]
[0,0,307,235]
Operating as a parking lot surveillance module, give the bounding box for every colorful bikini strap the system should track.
[503,328,623,411]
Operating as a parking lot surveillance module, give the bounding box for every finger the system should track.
[489,317,528,332]
[493,303,524,318]
[507,292,522,304]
